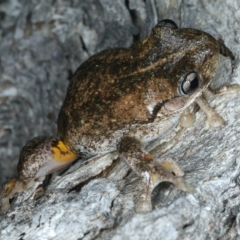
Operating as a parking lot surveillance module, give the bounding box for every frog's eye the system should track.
[178,72,200,96]
[157,19,178,29]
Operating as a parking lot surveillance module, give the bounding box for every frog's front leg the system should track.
[195,96,225,128]
[118,136,194,213]
[196,84,240,128]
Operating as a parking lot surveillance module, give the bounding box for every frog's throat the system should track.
[50,140,79,163]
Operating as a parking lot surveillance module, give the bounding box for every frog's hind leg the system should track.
[118,136,194,213]
[18,136,79,181]
[0,136,79,213]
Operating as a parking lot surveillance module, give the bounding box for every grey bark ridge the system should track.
[1,0,240,239]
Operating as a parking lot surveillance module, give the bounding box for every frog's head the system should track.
[151,19,224,95]
[144,19,233,119]
[17,136,78,182]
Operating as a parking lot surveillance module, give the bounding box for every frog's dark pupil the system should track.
[181,72,199,95]
[190,76,199,90]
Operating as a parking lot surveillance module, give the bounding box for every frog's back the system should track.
[57,49,139,152]
[57,25,220,155]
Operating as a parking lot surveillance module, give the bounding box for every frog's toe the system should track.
[0,177,46,213]
[154,157,184,177]
[173,177,195,194]
[136,171,154,213]
[207,113,225,128]
[148,164,194,194]
[179,111,195,128]
[0,178,25,213]
[153,159,195,193]
[201,84,240,127]
[196,96,225,128]
[136,167,194,213]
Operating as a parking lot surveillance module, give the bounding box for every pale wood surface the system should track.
[1,1,240,239]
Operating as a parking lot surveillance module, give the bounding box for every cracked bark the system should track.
[1,0,240,239]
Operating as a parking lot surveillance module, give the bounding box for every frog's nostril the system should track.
[179,72,200,96]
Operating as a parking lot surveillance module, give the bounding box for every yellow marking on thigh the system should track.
[51,140,78,163]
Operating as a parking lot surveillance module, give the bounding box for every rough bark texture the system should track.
[1,0,240,239]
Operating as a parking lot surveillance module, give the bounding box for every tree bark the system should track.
[0,0,240,239]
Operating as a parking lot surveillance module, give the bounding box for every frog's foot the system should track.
[195,96,225,128]
[154,157,184,176]
[197,84,240,128]
[118,136,194,213]
[179,108,195,128]
[18,136,79,182]
[0,178,20,213]
[0,178,32,213]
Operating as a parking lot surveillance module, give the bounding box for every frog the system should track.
[0,19,238,213]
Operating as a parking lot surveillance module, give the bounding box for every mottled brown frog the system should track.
[1,19,238,213]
